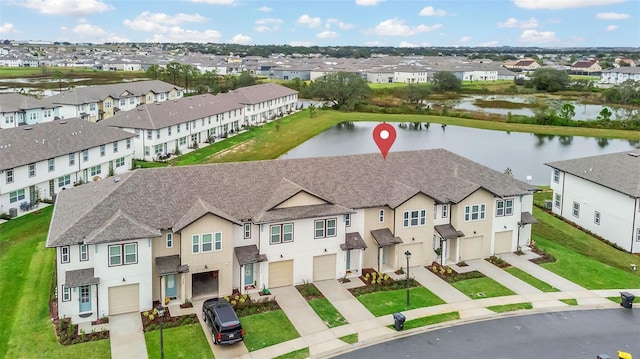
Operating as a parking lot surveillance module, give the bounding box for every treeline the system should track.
[145,62,258,94]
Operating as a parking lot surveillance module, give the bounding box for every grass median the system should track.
[356,287,445,317]
[240,310,299,351]
[145,324,212,359]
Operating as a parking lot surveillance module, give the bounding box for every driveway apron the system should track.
[411,266,471,303]
[270,286,328,336]
[314,279,375,323]
[466,258,543,295]
[501,252,587,291]
[109,313,148,359]
[192,299,249,359]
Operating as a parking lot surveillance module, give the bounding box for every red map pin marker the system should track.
[372,123,396,160]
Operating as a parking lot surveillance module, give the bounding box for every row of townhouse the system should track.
[0,118,135,215]
[101,83,299,161]
[0,93,60,129]
[599,67,640,85]
[46,149,537,324]
[40,80,183,123]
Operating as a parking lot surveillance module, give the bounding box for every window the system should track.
[113,141,118,153]
[168,126,172,136]
[82,149,88,162]
[120,99,126,106]
[244,223,251,239]
[130,98,135,105]
[62,285,71,302]
[58,175,71,187]
[90,103,96,111]
[637,228,640,242]
[496,199,514,216]
[177,124,181,134]
[572,201,580,218]
[156,130,160,140]
[6,169,13,184]
[126,138,131,149]
[28,163,35,177]
[186,122,189,130]
[464,204,486,221]
[553,169,560,183]
[554,194,561,208]
[9,189,25,203]
[147,130,152,140]
[144,146,150,156]
[108,243,137,266]
[379,209,385,222]
[594,211,601,225]
[192,235,200,253]
[69,153,75,166]
[135,129,140,138]
[48,158,55,172]
[166,233,173,248]
[214,232,222,251]
[115,157,125,168]
[344,213,351,227]
[315,219,337,238]
[442,204,448,218]
[105,101,112,108]
[61,246,70,263]
[403,210,426,227]
[270,224,293,244]
[80,244,88,261]
[100,144,106,157]
[90,165,101,176]
[124,243,137,264]
[154,144,162,154]
[202,234,213,252]
[179,137,186,145]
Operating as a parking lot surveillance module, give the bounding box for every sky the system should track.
[0,0,638,47]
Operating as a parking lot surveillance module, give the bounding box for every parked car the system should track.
[202,298,244,345]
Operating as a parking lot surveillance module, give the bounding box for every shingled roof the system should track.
[0,93,59,113]
[41,80,182,106]
[225,83,298,105]
[47,149,536,247]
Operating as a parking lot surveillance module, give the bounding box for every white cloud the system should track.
[18,0,112,16]
[399,41,418,47]
[0,23,16,34]
[61,23,129,43]
[254,18,283,32]
[297,14,322,28]
[355,0,384,5]
[513,0,626,10]
[326,18,355,30]
[519,29,559,43]
[596,12,631,20]
[150,27,222,43]
[123,11,207,32]
[256,6,272,12]
[606,24,619,31]
[364,40,383,46]
[186,0,235,4]
[497,17,538,29]
[367,18,441,36]
[289,41,314,46]
[460,36,471,43]
[419,6,447,16]
[230,34,252,44]
[479,40,499,46]
[316,30,338,39]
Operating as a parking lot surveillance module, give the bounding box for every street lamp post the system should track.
[157,304,165,359]
[405,250,411,306]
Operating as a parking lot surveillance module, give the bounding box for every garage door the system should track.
[269,260,293,288]
[108,284,140,315]
[402,243,425,267]
[459,236,484,261]
[313,254,336,281]
[494,230,513,254]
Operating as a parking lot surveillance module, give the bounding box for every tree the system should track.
[529,68,569,92]
[309,71,371,111]
[145,64,162,80]
[403,84,432,107]
[432,71,461,92]
[164,62,182,85]
[557,103,575,124]
[597,107,612,122]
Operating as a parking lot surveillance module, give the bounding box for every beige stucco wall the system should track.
[102,97,115,119]
[151,231,181,301]
[362,206,394,269]
[450,189,495,261]
[394,193,436,266]
[275,192,327,209]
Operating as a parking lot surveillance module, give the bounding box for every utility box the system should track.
[9,208,17,218]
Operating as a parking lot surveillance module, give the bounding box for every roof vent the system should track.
[113,176,121,183]
[59,120,67,124]
[628,152,640,157]
[24,127,33,130]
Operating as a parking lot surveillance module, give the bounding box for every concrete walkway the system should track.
[109,313,148,359]
[412,266,470,303]
[466,258,544,295]
[314,279,375,323]
[270,286,328,336]
[501,252,586,291]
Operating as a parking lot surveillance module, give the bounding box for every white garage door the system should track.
[401,243,425,267]
[494,230,513,254]
[269,260,293,288]
[313,254,336,281]
[108,284,140,315]
[460,236,484,261]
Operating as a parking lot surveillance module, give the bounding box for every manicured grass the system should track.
[356,287,445,317]
[607,295,636,304]
[388,312,460,331]
[274,347,310,359]
[0,207,112,358]
[240,310,299,351]
[307,298,347,328]
[145,324,213,359]
[133,159,168,168]
[559,299,578,306]
[450,277,516,299]
[339,333,359,344]
[504,267,559,292]
[487,302,533,313]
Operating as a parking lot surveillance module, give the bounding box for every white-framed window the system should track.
[344,213,351,227]
[315,218,337,238]
[442,204,448,218]
[69,153,75,166]
[6,169,13,184]
[90,165,101,176]
[168,126,172,136]
[28,163,35,177]
[108,243,137,266]
[58,175,71,188]
[403,210,426,227]
[105,101,112,108]
[9,189,25,203]
[637,228,640,242]
[192,234,200,253]
[113,141,118,153]
[48,158,55,172]
[496,199,514,217]
[135,129,140,138]
[115,157,125,168]
[61,285,71,302]
[154,144,162,155]
[270,223,293,244]
[82,149,88,162]
[90,103,96,111]
[166,233,173,248]
[202,234,213,252]
[80,244,89,261]
[379,209,385,222]
[156,130,160,139]
[554,193,561,208]
[61,246,70,263]
[464,204,486,221]
[179,137,187,145]
[594,211,601,225]
[244,223,251,239]
[553,169,560,183]
[572,201,580,217]
[144,146,150,156]
[214,232,222,251]
[177,124,181,134]
[126,138,131,149]
[100,144,106,157]
[147,130,152,140]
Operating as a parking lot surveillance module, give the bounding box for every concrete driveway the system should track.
[109,313,148,359]
[193,299,249,359]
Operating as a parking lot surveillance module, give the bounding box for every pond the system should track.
[280,121,639,185]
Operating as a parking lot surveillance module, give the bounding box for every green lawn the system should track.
[559,299,578,306]
[390,312,460,331]
[504,267,559,292]
[145,324,212,359]
[240,310,299,351]
[339,333,359,344]
[451,277,516,299]
[274,347,310,359]
[307,298,347,328]
[487,303,533,313]
[356,287,445,317]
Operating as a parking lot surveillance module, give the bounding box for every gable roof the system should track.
[225,83,298,105]
[41,80,181,106]
[571,59,599,68]
[0,93,59,113]
[0,118,134,171]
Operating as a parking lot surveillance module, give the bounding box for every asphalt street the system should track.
[336,309,640,359]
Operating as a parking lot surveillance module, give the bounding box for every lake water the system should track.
[280,122,639,185]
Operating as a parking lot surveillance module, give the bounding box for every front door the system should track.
[382,247,388,265]
[346,250,351,271]
[165,274,177,298]
[79,286,91,312]
[244,263,254,286]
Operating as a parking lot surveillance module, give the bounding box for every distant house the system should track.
[615,58,636,67]
[393,66,430,83]
[224,83,299,125]
[269,67,312,81]
[570,59,602,75]
[0,93,60,129]
[599,67,640,85]
[506,59,541,72]
[546,151,640,253]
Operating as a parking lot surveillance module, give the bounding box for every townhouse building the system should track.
[599,67,640,85]
[0,118,134,215]
[0,93,60,129]
[224,83,299,125]
[46,149,536,324]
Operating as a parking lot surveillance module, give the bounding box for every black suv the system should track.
[202,298,245,345]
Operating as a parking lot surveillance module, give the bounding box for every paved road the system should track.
[335,309,640,359]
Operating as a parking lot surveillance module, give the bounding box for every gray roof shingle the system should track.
[434,224,465,240]
[225,83,298,105]
[371,228,403,246]
[41,80,182,106]
[341,232,368,250]
[234,245,268,265]
[65,268,99,288]
[0,93,59,113]
[156,255,189,276]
